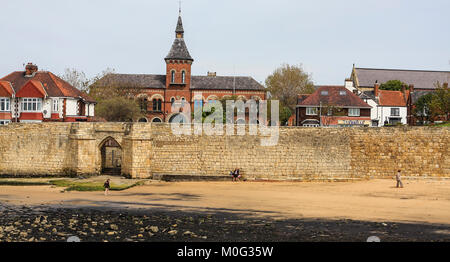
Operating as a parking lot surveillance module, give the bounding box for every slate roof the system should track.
[96,74,265,91]
[298,86,371,108]
[411,90,435,104]
[165,14,193,61]
[165,38,193,61]
[1,71,96,102]
[176,15,184,33]
[354,68,450,90]
[191,76,264,91]
[95,74,166,89]
[360,91,375,100]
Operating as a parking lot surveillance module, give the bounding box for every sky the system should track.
[1,0,449,85]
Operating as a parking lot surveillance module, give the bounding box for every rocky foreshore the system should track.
[0,203,449,242]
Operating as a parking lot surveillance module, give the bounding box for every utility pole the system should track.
[319,101,322,127]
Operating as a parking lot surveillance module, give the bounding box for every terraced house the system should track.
[95,11,266,123]
[0,63,96,125]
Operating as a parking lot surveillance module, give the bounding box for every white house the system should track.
[345,79,408,126]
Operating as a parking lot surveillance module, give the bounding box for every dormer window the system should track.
[171,70,176,83]
[321,91,329,96]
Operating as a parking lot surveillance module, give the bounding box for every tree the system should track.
[265,64,315,112]
[86,68,148,122]
[95,97,143,122]
[380,80,407,91]
[60,68,91,92]
[414,82,450,124]
[432,82,450,121]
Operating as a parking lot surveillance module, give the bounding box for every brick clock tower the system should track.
[164,11,194,115]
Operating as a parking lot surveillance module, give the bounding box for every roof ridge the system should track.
[356,67,450,73]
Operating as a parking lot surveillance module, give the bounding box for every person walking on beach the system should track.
[104,179,111,195]
[395,170,404,188]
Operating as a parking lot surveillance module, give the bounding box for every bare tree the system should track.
[265,64,315,112]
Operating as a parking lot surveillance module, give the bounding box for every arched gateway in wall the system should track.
[99,137,122,176]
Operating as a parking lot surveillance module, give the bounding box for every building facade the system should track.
[296,86,372,127]
[347,65,449,126]
[0,63,96,125]
[95,12,266,123]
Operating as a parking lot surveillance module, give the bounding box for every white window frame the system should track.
[348,108,360,117]
[0,120,11,125]
[391,108,400,117]
[306,107,318,116]
[181,71,186,83]
[21,98,42,112]
[171,70,176,83]
[0,98,10,112]
[52,98,59,113]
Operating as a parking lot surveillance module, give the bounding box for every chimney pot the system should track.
[25,63,38,76]
[207,71,216,77]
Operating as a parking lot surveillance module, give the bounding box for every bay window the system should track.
[21,98,42,112]
[348,108,360,117]
[306,107,318,116]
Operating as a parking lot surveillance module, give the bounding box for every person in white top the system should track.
[395,170,404,188]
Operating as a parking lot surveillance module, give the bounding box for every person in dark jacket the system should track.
[104,179,111,195]
[232,168,241,182]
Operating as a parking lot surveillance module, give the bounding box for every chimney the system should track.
[409,84,414,93]
[207,71,216,77]
[25,63,38,77]
[401,84,406,94]
[374,81,380,97]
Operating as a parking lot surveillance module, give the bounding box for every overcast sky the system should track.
[1,0,449,85]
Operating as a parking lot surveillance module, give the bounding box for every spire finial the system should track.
[179,1,181,15]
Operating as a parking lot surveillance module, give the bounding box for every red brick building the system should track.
[96,12,266,123]
[0,63,96,124]
[296,86,372,127]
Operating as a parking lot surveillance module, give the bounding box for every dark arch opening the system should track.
[100,137,122,176]
[138,118,148,122]
[169,113,187,123]
[152,118,162,123]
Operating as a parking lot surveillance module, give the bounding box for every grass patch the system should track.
[0,179,142,192]
[434,122,450,127]
[49,180,142,192]
[0,180,50,186]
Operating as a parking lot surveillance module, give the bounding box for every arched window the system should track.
[152,118,162,123]
[171,97,175,106]
[153,99,162,111]
[171,70,176,83]
[181,71,186,83]
[139,98,148,112]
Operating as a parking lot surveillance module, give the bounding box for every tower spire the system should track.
[175,4,184,39]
